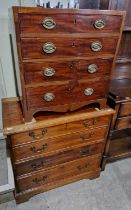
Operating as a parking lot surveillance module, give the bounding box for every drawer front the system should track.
[77,58,113,78]
[24,58,113,85]
[12,127,107,162]
[26,79,109,109]
[24,61,75,84]
[16,154,101,192]
[11,116,109,147]
[19,13,122,34]
[119,102,131,117]
[21,37,118,60]
[115,116,131,130]
[14,142,104,176]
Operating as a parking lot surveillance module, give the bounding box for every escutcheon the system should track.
[91,41,102,52]
[88,64,98,73]
[94,19,105,29]
[43,67,55,77]
[84,88,94,96]
[43,93,55,102]
[43,42,56,54]
[42,17,56,29]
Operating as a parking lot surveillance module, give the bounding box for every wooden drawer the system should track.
[24,58,113,85]
[26,79,109,110]
[14,142,104,176]
[11,115,109,147]
[16,154,101,192]
[19,13,122,34]
[119,102,131,117]
[24,61,75,84]
[21,37,118,60]
[115,116,131,130]
[12,127,107,162]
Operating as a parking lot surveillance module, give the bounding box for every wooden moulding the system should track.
[2,97,115,136]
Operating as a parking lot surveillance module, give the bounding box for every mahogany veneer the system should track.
[11,7,126,122]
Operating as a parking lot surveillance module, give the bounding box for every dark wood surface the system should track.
[12,7,125,121]
[108,129,131,161]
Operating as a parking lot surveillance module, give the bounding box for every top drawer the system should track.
[19,13,122,34]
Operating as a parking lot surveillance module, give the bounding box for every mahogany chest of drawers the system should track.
[2,98,115,203]
[11,7,125,122]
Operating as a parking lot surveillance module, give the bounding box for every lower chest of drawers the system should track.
[3,98,115,203]
[8,114,112,203]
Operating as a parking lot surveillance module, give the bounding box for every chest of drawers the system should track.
[2,98,115,203]
[102,79,131,166]
[11,7,125,122]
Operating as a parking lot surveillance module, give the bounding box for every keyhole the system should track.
[74,19,77,25]
[72,42,76,47]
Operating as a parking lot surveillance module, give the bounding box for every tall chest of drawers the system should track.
[2,98,115,203]
[11,7,125,122]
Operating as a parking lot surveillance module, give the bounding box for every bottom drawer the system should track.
[14,142,104,176]
[16,154,101,192]
[115,116,131,130]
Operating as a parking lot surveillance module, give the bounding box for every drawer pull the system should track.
[43,42,56,54]
[30,143,48,153]
[31,161,45,170]
[80,132,94,141]
[88,64,98,74]
[80,148,91,156]
[77,163,89,171]
[84,88,94,96]
[28,128,47,140]
[43,67,55,77]
[42,17,56,29]
[43,93,55,102]
[32,175,48,184]
[94,19,105,29]
[28,128,47,139]
[91,41,102,52]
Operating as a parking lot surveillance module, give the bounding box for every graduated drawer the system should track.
[21,37,118,60]
[119,102,131,117]
[14,142,104,176]
[16,154,101,192]
[12,126,107,162]
[19,13,122,34]
[26,79,109,109]
[24,58,113,85]
[115,116,131,130]
[11,116,109,147]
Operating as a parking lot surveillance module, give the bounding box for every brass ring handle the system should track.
[42,17,56,29]
[32,176,48,184]
[43,67,55,77]
[43,93,55,102]
[30,143,48,153]
[88,64,98,74]
[94,19,105,29]
[43,42,56,54]
[28,128,47,140]
[84,88,94,96]
[91,41,102,52]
